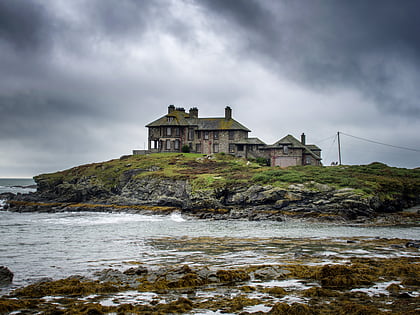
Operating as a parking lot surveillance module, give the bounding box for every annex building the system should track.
[139,105,322,167]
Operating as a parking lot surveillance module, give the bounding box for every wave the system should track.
[0,185,36,194]
[170,212,185,222]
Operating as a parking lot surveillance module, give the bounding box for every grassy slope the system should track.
[35,153,420,201]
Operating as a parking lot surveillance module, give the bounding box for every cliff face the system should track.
[6,153,420,221]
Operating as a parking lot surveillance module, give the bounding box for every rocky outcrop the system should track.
[6,170,419,222]
[0,266,13,287]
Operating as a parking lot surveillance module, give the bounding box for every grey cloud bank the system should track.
[0,0,419,177]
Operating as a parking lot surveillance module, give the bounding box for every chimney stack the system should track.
[189,107,198,118]
[168,105,175,113]
[301,133,306,145]
[225,106,232,120]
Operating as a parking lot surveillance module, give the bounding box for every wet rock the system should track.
[0,266,13,286]
[123,266,148,276]
[95,269,129,283]
[252,266,291,280]
[405,241,420,248]
[196,267,218,282]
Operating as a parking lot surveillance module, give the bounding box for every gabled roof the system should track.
[146,110,251,131]
[235,137,266,145]
[146,110,191,127]
[197,118,250,131]
[264,134,322,160]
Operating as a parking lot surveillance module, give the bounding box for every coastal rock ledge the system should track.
[0,266,13,287]
[3,154,420,222]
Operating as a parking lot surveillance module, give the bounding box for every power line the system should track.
[314,134,336,144]
[339,131,420,153]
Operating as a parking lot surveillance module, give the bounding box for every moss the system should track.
[316,264,374,289]
[262,286,287,296]
[12,278,122,298]
[216,269,250,283]
[269,302,314,315]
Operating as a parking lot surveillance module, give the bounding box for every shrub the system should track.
[181,145,190,153]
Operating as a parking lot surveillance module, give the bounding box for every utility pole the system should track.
[337,131,342,165]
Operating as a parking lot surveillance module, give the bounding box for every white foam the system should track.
[170,212,185,222]
[0,199,6,210]
[243,304,272,313]
[351,281,400,297]
[255,279,315,290]
[41,213,164,226]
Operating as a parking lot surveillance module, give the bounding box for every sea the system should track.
[0,178,36,194]
[0,179,419,296]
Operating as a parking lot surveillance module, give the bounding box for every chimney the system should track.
[168,105,175,113]
[301,133,306,145]
[189,107,198,118]
[225,106,232,120]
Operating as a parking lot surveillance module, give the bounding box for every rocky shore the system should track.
[2,153,420,224]
[3,179,419,224]
[1,237,419,314]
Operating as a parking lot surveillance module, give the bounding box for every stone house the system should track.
[141,105,322,166]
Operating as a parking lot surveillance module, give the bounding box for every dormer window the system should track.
[167,116,174,123]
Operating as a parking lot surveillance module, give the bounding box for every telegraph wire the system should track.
[322,133,338,164]
[339,132,420,153]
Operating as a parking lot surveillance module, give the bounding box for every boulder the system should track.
[0,266,13,286]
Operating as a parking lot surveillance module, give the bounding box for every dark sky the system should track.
[1,0,419,177]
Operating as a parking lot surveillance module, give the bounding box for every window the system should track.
[229,144,235,153]
[237,144,244,151]
[167,116,174,123]
[188,128,194,141]
[213,143,219,153]
[283,146,289,154]
[305,156,311,165]
[174,140,180,150]
[196,143,201,153]
[174,128,180,136]
[197,131,201,139]
[229,131,235,140]
[213,131,219,140]
[166,139,171,150]
[204,131,209,140]
[166,127,172,136]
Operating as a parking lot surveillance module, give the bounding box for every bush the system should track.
[181,145,190,153]
[256,157,270,166]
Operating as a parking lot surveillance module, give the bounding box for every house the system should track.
[259,134,322,167]
[139,105,322,167]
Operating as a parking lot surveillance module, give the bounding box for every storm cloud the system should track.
[0,0,419,177]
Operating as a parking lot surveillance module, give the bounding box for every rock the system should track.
[252,266,291,280]
[95,269,128,283]
[123,266,148,276]
[405,241,420,248]
[0,266,13,286]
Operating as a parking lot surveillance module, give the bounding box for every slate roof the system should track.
[262,134,322,160]
[235,137,266,145]
[146,110,251,131]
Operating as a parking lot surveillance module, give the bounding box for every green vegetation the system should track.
[35,154,420,200]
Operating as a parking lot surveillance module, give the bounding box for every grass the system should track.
[35,155,420,200]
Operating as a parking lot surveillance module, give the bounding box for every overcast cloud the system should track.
[0,0,419,177]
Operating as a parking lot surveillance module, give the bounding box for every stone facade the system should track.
[140,106,322,167]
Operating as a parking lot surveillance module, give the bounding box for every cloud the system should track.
[196,0,420,117]
[0,0,419,176]
[0,0,53,51]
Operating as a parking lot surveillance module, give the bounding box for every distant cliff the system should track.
[6,153,420,222]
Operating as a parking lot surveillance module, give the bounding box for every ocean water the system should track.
[0,178,36,195]
[0,210,419,294]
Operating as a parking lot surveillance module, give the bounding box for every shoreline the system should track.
[1,236,419,314]
[2,198,420,226]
